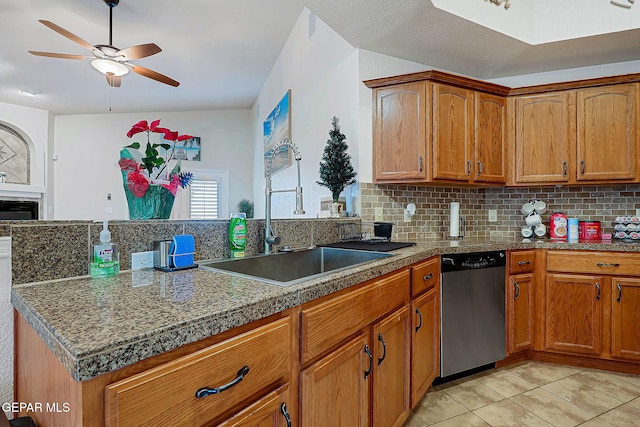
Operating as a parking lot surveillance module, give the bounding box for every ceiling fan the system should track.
[28,0,179,87]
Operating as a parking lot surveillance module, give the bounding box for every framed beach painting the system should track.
[263,90,292,176]
[161,136,201,161]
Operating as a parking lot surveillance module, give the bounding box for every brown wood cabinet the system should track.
[544,273,604,356]
[372,307,411,427]
[104,317,292,427]
[372,82,429,182]
[300,333,371,427]
[611,277,640,362]
[299,269,411,427]
[410,285,439,407]
[506,250,534,355]
[511,92,572,184]
[366,71,508,185]
[509,83,639,185]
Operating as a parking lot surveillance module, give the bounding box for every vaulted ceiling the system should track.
[2,0,639,115]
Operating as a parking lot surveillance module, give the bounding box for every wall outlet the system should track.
[488,209,498,222]
[374,207,384,222]
[132,251,154,270]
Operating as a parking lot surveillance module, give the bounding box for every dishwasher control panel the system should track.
[441,251,505,272]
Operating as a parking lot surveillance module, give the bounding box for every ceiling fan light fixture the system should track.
[90,58,129,76]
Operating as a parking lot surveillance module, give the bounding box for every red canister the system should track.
[579,221,602,240]
[549,212,568,239]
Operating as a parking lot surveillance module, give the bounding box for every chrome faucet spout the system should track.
[264,139,304,254]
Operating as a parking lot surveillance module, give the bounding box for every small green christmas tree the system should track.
[317,116,357,202]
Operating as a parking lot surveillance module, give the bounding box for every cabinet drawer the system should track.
[510,250,535,274]
[105,317,291,427]
[411,257,440,296]
[547,250,640,276]
[301,269,410,363]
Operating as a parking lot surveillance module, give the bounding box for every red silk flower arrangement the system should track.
[118,119,194,198]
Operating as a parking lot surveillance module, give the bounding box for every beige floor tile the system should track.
[505,361,582,387]
[599,401,640,427]
[571,370,640,402]
[430,412,491,427]
[477,369,538,398]
[509,388,593,426]
[403,411,429,427]
[610,371,640,389]
[541,377,625,417]
[630,397,640,409]
[413,389,468,425]
[443,378,507,410]
[473,399,552,427]
[577,417,616,426]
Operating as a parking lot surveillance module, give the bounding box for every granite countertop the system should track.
[11,237,640,381]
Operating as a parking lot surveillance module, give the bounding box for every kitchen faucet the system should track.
[264,138,305,254]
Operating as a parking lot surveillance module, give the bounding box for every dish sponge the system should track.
[169,234,196,268]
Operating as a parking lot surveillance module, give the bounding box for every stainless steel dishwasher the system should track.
[440,250,506,378]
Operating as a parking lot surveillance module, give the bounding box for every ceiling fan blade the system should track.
[29,51,88,60]
[117,43,162,60]
[38,20,95,51]
[106,73,121,87]
[131,64,180,87]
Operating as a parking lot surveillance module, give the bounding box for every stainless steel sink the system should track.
[199,247,393,286]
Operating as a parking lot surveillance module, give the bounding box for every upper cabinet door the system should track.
[475,92,506,183]
[432,83,474,181]
[373,82,429,182]
[576,84,638,181]
[514,92,572,184]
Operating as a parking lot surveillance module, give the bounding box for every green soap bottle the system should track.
[90,220,120,278]
[229,213,247,258]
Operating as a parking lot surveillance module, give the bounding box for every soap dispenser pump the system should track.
[90,220,120,278]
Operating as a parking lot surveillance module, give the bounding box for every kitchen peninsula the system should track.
[11,233,640,426]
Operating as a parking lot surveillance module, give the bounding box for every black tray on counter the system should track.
[319,241,416,252]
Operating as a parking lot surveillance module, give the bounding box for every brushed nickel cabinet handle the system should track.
[478,160,483,175]
[419,156,423,172]
[563,161,568,176]
[467,160,472,175]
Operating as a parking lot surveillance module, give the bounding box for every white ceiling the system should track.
[2,0,640,115]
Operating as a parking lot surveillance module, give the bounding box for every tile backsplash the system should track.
[360,182,640,241]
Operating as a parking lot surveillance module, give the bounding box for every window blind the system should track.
[190,180,219,219]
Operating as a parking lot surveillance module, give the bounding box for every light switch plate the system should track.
[488,209,498,222]
[132,251,154,270]
[403,209,411,223]
[636,208,640,217]
[375,207,383,222]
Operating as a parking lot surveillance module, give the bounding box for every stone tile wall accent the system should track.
[7,219,347,285]
[360,183,640,240]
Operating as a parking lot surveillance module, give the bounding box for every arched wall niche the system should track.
[0,121,32,185]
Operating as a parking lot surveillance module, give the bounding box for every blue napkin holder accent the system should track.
[162,234,197,271]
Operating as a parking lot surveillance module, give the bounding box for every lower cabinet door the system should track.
[410,288,439,408]
[545,274,604,356]
[507,273,534,354]
[218,384,292,427]
[372,306,410,427]
[300,332,371,427]
[611,278,640,361]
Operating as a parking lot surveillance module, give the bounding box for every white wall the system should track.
[252,9,360,219]
[53,110,254,220]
